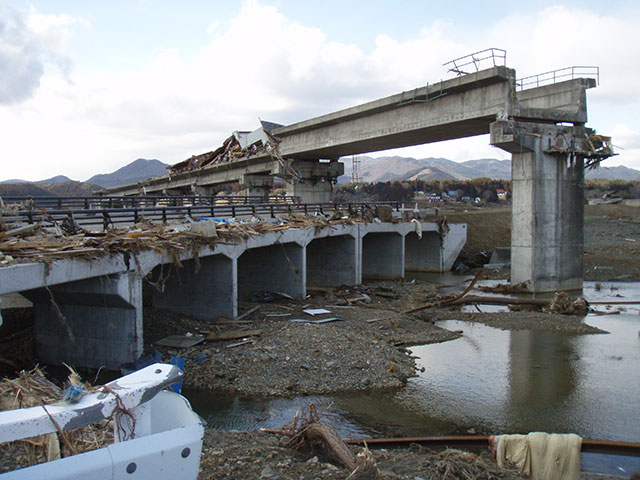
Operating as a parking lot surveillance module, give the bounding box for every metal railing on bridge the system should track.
[4,201,401,231]
[443,48,507,76]
[516,66,599,90]
[2,195,302,210]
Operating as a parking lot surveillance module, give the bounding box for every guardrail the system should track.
[4,202,401,231]
[2,195,302,210]
[443,48,507,76]
[516,66,599,90]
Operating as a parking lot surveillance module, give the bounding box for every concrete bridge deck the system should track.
[103,66,593,199]
[0,220,466,369]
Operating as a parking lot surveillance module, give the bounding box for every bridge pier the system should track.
[306,234,359,286]
[362,232,405,279]
[241,174,274,201]
[151,254,238,320]
[284,159,344,203]
[23,272,143,369]
[491,120,585,292]
[238,243,305,301]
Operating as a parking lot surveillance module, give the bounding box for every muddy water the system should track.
[185,281,640,474]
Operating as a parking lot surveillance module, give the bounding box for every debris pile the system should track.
[0,367,112,474]
[169,129,279,175]
[542,292,589,315]
[0,213,358,266]
[169,134,249,174]
[262,404,379,480]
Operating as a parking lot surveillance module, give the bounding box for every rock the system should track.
[260,465,275,478]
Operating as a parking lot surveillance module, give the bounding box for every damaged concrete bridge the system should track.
[105,50,612,293]
[0,220,466,369]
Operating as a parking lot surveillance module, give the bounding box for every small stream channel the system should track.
[185,280,640,476]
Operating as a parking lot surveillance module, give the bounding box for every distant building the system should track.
[496,188,508,200]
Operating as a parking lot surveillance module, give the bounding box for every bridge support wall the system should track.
[238,244,305,301]
[151,254,238,321]
[23,273,143,369]
[362,232,405,279]
[491,121,585,291]
[3,222,466,369]
[306,234,359,286]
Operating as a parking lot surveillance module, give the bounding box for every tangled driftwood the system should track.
[262,404,378,479]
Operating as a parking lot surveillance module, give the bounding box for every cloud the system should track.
[0,1,639,181]
[0,4,82,104]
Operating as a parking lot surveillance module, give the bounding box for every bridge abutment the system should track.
[306,234,359,287]
[491,121,585,292]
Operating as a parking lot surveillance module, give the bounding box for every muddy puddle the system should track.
[185,280,640,475]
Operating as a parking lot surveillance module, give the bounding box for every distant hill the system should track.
[0,179,29,184]
[341,156,640,183]
[0,183,53,196]
[86,159,170,188]
[35,175,73,185]
[342,156,512,183]
[585,165,640,181]
[0,181,103,197]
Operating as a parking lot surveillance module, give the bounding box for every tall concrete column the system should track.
[241,174,274,201]
[491,121,585,291]
[23,272,143,369]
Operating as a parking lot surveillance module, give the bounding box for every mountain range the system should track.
[1,156,638,197]
[341,156,640,183]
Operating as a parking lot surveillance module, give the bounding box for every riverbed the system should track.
[185,281,640,476]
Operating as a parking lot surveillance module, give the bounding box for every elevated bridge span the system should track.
[96,63,610,293]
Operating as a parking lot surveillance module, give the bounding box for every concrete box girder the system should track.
[103,66,593,199]
[0,221,467,368]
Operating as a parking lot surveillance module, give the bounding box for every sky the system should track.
[1,0,639,182]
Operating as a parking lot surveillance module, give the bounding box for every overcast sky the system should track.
[1,0,639,182]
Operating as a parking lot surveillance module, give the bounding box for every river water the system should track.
[185,280,640,475]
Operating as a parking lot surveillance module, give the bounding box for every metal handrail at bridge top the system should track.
[2,195,302,210]
[4,201,401,231]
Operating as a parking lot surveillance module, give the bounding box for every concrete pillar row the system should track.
[152,253,238,321]
[23,272,144,369]
[11,222,467,369]
[491,120,585,291]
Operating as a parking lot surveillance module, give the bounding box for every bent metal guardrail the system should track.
[443,48,507,76]
[5,201,401,230]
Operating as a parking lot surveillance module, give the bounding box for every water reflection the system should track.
[185,280,640,475]
[184,391,374,439]
[506,330,579,433]
[188,316,639,443]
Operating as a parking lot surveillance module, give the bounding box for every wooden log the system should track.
[205,329,262,342]
[304,422,356,470]
[405,269,483,314]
